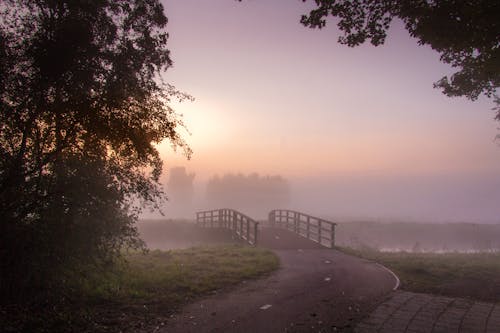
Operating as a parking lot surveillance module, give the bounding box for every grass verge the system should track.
[105,244,279,302]
[3,245,280,333]
[342,247,500,302]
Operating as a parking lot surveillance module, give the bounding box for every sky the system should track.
[151,0,500,223]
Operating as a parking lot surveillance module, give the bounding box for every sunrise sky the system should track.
[153,0,500,222]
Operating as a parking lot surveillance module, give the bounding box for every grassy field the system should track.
[4,245,280,333]
[115,245,279,300]
[343,247,500,302]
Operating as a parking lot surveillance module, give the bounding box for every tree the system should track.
[206,173,290,217]
[166,166,195,216]
[167,167,195,202]
[0,0,190,300]
[300,1,499,105]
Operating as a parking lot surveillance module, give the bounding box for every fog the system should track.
[159,169,290,219]
[291,172,500,224]
[146,167,500,224]
[154,0,500,227]
[136,167,500,254]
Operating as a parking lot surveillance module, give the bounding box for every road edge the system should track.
[375,263,400,290]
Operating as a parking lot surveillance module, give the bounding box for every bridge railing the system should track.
[196,209,259,246]
[268,209,336,248]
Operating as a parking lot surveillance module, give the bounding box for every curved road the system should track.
[161,228,397,333]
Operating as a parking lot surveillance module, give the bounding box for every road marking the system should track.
[260,304,272,310]
[376,263,400,290]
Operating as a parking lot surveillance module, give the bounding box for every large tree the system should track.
[300,0,499,106]
[0,0,190,299]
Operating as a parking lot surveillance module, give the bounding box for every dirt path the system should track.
[160,228,396,332]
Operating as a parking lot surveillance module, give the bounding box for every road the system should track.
[161,228,397,332]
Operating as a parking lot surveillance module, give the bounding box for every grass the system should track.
[109,245,279,302]
[4,245,280,333]
[342,247,500,302]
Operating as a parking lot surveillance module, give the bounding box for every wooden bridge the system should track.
[196,209,259,246]
[196,208,336,248]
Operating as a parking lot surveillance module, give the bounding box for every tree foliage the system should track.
[301,0,499,103]
[0,0,190,300]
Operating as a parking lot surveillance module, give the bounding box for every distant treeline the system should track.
[206,173,290,217]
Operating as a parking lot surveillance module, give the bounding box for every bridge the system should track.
[196,208,336,249]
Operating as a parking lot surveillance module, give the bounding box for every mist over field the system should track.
[138,166,500,253]
[141,166,500,254]
[291,172,500,224]
[145,167,500,224]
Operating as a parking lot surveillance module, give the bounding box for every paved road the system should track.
[161,228,396,332]
[355,291,500,333]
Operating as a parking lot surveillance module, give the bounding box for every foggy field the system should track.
[138,219,500,253]
[334,221,500,253]
[138,219,238,250]
[345,248,500,302]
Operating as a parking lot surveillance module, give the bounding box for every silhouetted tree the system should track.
[300,1,499,104]
[0,0,190,300]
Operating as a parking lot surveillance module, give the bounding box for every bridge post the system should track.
[218,209,223,228]
[254,222,258,246]
[294,212,298,233]
[306,216,310,240]
[268,211,275,227]
[246,218,250,243]
[232,215,236,240]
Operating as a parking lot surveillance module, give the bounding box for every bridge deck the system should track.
[258,227,326,250]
